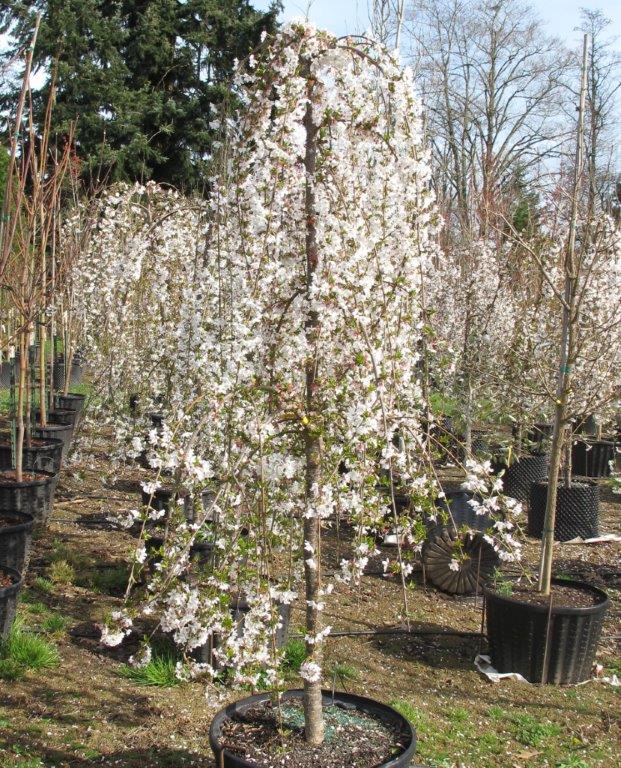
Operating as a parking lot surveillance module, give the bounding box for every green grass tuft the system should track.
[48,559,75,586]
[41,613,70,636]
[0,619,60,680]
[119,650,183,687]
[281,638,306,675]
[33,577,55,595]
[512,712,562,747]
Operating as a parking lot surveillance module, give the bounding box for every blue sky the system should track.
[255,0,621,51]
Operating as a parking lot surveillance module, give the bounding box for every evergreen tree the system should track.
[0,0,280,190]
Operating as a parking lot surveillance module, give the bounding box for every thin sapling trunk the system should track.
[301,68,325,747]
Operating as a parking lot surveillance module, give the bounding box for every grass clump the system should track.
[512,712,562,747]
[41,613,70,636]
[33,577,55,595]
[119,650,183,687]
[0,619,60,680]
[48,559,75,586]
[281,638,306,675]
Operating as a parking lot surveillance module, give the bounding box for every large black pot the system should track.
[193,597,291,667]
[527,423,553,453]
[0,511,34,573]
[484,579,609,684]
[0,470,57,525]
[33,423,73,461]
[496,453,549,502]
[52,356,84,388]
[572,439,616,478]
[0,565,22,638]
[55,392,86,416]
[35,408,78,429]
[209,689,417,768]
[421,492,499,595]
[0,360,15,389]
[529,480,599,541]
[0,436,63,475]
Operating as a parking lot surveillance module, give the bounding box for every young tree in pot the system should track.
[483,36,618,685]
[0,23,71,499]
[103,23,436,763]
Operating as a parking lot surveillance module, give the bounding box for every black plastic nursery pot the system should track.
[193,597,291,667]
[209,689,417,768]
[55,392,86,415]
[527,423,553,451]
[35,408,78,428]
[498,453,549,502]
[571,439,616,478]
[484,579,609,684]
[33,422,73,462]
[0,565,22,638]
[53,357,84,388]
[0,470,57,526]
[421,491,499,595]
[528,480,599,541]
[0,436,63,476]
[0,511,34,574]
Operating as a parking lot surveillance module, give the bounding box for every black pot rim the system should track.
[484,578,610,616]
[209,689,417,768]
[534,479,598,490]
[0,564,23,595]
[55,392,86,400]
[0,468,57,489]
[33,423,73,434]
[0,509,35,534]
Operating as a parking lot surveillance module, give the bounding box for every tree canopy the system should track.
[0,0,281,191]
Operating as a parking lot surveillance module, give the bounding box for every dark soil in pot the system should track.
[529,480,599,541]
[484,578,609,684]
[210,689,416,768]
[0,470,57,525]
[0,511,34,573]
[0,565,22,638]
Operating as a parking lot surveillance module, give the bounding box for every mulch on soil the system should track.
[219,699,409,768]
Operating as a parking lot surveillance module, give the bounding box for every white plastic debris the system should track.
[474,654,529,683]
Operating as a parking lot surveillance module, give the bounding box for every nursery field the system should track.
[0,424,619,768]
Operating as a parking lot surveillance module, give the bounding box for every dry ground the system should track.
[0,426,619,768]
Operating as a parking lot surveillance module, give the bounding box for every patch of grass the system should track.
[76,564,129,595]
[446,706,469,723]
[33,577,55,595]
[50,539,93,571]
[41,613,70,636]
[281,638,306,675]
[118,650,183,687]
[486,705,506,720]
[0,759,45,768]
[512,712,562,747]
[605,658,621,676]
[22,601,51,617]
[556,758,589,768]
[48,559,75,586]
[328,661,359,683]
[0,619,60,680]
[389,700,430,729]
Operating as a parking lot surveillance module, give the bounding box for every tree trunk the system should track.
[302,65,325,746]
[538,35,589,596]
[15,330,27,483]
